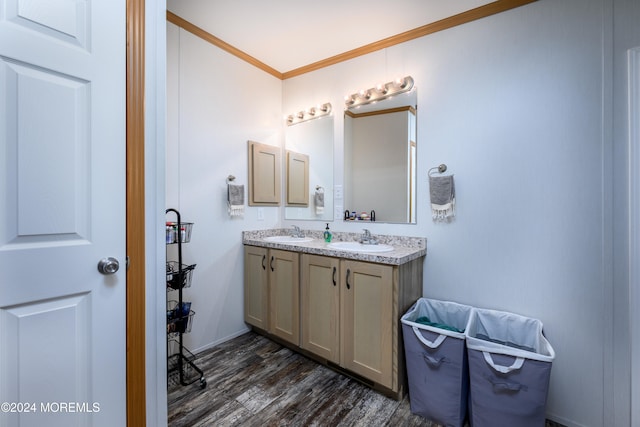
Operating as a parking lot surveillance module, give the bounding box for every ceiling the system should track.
[166,0,495,74]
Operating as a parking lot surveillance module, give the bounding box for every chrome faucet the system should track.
[290,225,305,238]
[360,229,378,245]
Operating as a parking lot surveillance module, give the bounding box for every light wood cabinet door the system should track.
[248,140,281,205]
[300,254,340,363]
[268,249,300,345]
[340,260,394,389]
[244,246,269,330]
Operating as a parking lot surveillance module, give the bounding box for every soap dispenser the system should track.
[324,223,332,243]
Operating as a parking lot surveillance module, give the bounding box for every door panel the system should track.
[0,0,126,425]
[269,250,299,345]
[340,261,393,388]
[1,0,88,53]
[1,294,91,426]
[9,0,85,44]
[244,246,269,329]
[300,254,339,362]
[1,58,90,243]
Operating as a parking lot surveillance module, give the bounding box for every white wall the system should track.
[612,1,640,425]
[147,1,167,425]
[166,23,283,351]
[284,4,606,425]
[165,0,640,425]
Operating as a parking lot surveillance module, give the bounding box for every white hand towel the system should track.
[314,189,324,215]
[227,184,244,217]
[429,175,455,221]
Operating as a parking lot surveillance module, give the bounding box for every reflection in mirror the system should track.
[284,116,334,221]
[286,150,309,206]
[344,89,417,224]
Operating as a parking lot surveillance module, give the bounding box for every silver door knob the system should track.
[98,257,120,275]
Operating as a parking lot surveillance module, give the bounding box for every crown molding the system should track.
[167,0,538,81]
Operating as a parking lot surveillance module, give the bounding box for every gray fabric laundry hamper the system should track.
[401,298,474,427]
[465,308,555,427]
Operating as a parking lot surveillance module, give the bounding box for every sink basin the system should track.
[327,241,394,253]
[263,236,314,244]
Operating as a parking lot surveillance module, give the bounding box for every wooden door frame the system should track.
[126,0,146,425]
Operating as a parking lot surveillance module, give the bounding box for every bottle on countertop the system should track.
[324,223,332,243]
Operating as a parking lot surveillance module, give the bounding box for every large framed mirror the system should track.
[343,88,417,224]
[284,115,334,221]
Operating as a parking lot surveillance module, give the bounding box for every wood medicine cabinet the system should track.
[248,140,281,206]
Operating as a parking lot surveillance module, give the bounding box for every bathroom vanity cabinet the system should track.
[302,255,397,389]
[244,246,299,346]
[243,231,425,399]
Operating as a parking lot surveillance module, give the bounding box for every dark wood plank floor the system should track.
[168,331,565,427]
[168,331,438,426]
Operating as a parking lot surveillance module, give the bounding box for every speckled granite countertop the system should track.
[242,229,426,265]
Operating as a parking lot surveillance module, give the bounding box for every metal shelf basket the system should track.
[166,221,194,244]
[166,262,196,290]
[167,300,195,335]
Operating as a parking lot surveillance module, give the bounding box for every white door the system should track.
[0,1,126,426]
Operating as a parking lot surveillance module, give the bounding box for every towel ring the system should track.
[315,185,324,193]
[226,175,236,183]
[428,164,447,177]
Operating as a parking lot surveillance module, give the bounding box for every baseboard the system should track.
[190,327,251,354]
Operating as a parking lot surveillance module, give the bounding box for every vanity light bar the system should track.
[286,102,332,126]
[344,76,415,108]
